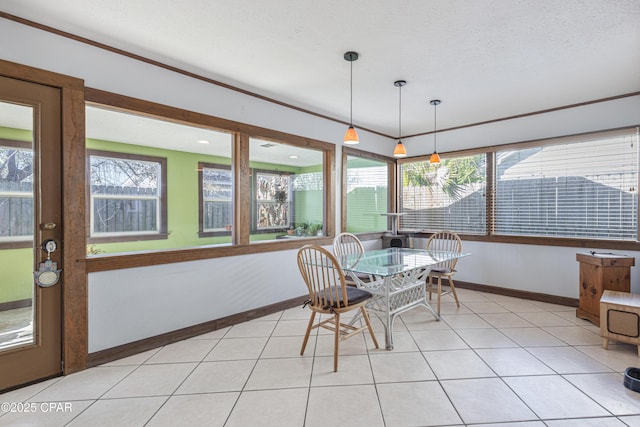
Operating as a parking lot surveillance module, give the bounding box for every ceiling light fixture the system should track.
[429,99,441,165]
[393,80,407,158]
[343,51,359,145]
[196,139,211,144]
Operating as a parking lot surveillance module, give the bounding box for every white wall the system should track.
[3,18,639,352]
[453,242,640,298]
[403,96,640,154]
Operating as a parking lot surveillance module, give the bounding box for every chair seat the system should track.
[317,286,373,310]
[353,272,373,281]
[430,266,453,274]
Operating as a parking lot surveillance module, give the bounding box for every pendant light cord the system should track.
[349,59,353,127]
[398,84,402,138]
[433,101,437,152]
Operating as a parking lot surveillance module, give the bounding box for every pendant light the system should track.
[429,99,441,164]
[393,80,407,158]
[343,51,359,145]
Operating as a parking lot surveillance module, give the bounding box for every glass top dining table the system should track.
[337,247,470,349]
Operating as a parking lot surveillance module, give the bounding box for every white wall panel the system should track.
[455,242,640,298]
[89,250,303,352]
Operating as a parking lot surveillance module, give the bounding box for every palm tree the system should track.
[403,155,484,201]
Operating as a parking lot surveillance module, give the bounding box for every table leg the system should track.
[384,276,394,350]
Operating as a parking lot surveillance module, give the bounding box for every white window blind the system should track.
[399,154,486,233]
[345,155,389,233]
[495,129,639,240]
[200,163,232,233]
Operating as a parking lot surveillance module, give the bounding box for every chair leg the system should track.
[449,276,460,307]
[361,306,379,349]
[427,275,433,301]
[333,313,340,372]
[300,311,316,355]
[437,276,442,316]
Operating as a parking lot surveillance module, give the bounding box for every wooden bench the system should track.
[600,290,640,356]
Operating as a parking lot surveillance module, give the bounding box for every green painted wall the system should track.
[0,249,33,304]
[0,126,33,142]
[0,127,34,304]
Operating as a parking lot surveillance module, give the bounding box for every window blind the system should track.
[399,154,486,233]
[345,155,389,233]
[495,129,639,240]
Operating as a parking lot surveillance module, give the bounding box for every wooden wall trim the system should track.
[455,280,578,307]
[86,237,335,272]
[404,231,640,252]
[86,295,307,367]
[0,299,32,312]
[60,80,88,375]
[0,11,392,140]
[404,92,640,139]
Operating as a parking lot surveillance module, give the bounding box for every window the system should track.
[399,154,487,233]
[88,150,167,241]
[495,129,639,240]
[0,139,33,245]
[249,137,325,242]
[199,163,233,237]
[84,94,333,268]
[344,153,389,233]
[253,170,292,231]
[85,104,234,255]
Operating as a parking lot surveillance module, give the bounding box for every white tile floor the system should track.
[2,288,640,426]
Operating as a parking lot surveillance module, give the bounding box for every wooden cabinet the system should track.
[576,252,635,325]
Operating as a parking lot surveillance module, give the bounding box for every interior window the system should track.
[85,105,233,255]
[249,137,324,242]
[199,162,232,239]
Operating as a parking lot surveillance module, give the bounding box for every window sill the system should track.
[87,232,169,244]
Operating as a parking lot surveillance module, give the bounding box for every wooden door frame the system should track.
[0,59,87,374]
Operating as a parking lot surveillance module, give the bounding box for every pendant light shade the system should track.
[343,51,359,145]
[393,80,407,158]
[429,99,441,165]
[344,126,359,144]
[394,141,407,157]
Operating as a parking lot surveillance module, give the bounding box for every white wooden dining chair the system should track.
[297,244,379,371]
[333,232,365,258]
[425,230,462,315]
[333,232,374,287]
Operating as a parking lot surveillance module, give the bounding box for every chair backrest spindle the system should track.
[426,230,462,270]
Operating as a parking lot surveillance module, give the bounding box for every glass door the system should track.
[0,75,63,391]
[0,102,35,352]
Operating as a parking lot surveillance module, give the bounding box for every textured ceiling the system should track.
[2,0,639,138]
